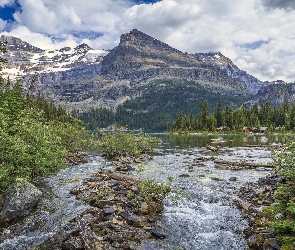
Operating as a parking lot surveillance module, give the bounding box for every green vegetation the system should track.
[266,142,295,249]
[139,179,172,201]
[170,100,295,133]
[78,107,115,130]
[95,129,160,159]
[0,40,162,192]
[138,178,187,204]
[0,78,160,191]
[0,77,87,191]
[77,79,250,130]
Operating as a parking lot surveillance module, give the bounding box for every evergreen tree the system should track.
[175,111,184,131]
[199,100,209,131]
[224,105,233,130]
[215,100,224,128]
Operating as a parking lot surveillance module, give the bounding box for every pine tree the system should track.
[175,111,183,131]
[215,100,224,128]
[224,105,233,130]
[199,100,209,131]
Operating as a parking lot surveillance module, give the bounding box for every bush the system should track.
[0,79,87,192]
[139,179,172,201]
[95,129,160,159]
[268,142,295,248]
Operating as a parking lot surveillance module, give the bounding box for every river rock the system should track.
[151,225,166,239]
[263,238,280,250]
[70,169,167,249]
[0,180,42,223]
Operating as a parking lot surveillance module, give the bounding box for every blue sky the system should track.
[0,0,295,82]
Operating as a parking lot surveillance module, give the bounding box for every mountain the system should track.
[0,30,288,129]
[250,81,295,106]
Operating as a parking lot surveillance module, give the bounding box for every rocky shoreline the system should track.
[0,154,167,249]
[237,173,281,250]
[0,149,285,250]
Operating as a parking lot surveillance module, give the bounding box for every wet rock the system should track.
[263,238,280,250]
[261,229,276,239]
[237,200,252,211]
[70,168,167,249]
[62,236,84,250]
[77,216,102,250]
[138,241,163,250]
[238,173,280,250]
[151,225,166,239]
[0,180,42,223]
[126,214,143,225]
[103,206,116,215]
[179,174,190,178]
[247,233,264,248]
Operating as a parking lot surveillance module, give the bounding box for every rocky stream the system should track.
[0,134,287,249]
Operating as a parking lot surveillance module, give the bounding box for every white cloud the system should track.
[0,18,7,30]
[3,26,78,49]
[2,0,295,82]
[0,0,14,7]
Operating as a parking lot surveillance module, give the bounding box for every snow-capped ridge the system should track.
[1,36,109,79]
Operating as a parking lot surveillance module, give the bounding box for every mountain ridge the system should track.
[0,30,292,129]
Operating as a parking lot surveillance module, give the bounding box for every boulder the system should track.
[1,180,42,223]
[263,238,280,250]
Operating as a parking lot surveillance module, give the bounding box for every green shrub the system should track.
[139,179,172,201]
[0,78,87,192]
[95,129,160,159]
[268,141,295,248]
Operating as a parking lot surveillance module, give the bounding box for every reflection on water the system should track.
[152,133,290,149]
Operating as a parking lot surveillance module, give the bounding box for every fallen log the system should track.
[205,145,218,152]
[214,159,274,168]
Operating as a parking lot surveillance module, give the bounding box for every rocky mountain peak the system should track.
[75,43,93,51]
[120,29,153,44]
[119,29,182,54]
[1,35,44,53]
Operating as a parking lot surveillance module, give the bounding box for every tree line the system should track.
[169,100,295,133]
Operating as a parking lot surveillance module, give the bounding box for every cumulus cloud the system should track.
[0,18,7,30]
[262,0,295,10]
[3,26,79,49]
[1,0,295,82]
[0,0,14,7]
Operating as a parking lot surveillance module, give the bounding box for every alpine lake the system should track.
[0,133,291,249]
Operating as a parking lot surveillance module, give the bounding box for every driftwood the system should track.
[205,145,219,152]
[214,159,274,168]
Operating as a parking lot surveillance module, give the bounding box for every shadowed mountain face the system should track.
[1,30,288,129]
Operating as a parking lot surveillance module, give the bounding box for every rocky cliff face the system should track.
[0,30,286,113]
[101,30,248,93]
[194,52,269,93]
[250,82,295,106]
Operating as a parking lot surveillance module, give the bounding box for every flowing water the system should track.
[0,155,110,250]
[0,134,288,249]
